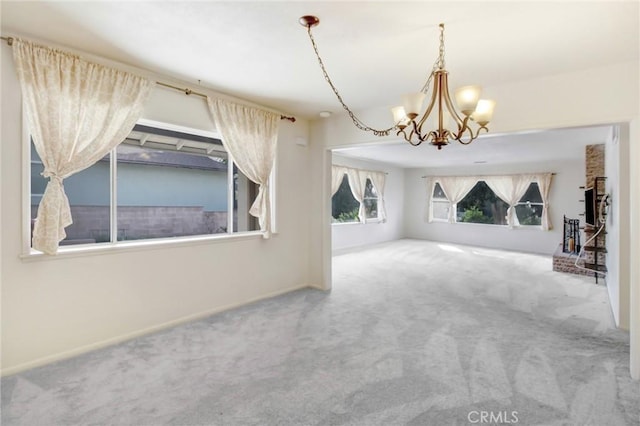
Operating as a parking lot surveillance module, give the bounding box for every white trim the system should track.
[21,104,31,255]
[136,117,221,140]
[110,147,118,243]
[1,281,306,377]
[227,158,235,233]
[270,156,278,234]
[331,221,360,226]
[20,230,265,261]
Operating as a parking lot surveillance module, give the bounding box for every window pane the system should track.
[457,181,509,225]
[233,166,260,233]
[516,182,543,225]
[116,144,228,241]
[432,201,450,221]
[433,182,446,199]
[332,175,359,223]
[363,178,378,219]
[519,182,542,203]
[31,143,110,246]
[431,182,449,220]
[364,179,377,198]
[515,204,543,226]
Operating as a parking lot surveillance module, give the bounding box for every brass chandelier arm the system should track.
[304,25,395,137]
[414,72,440,132]
[441,72,465,128]
[456,123,489,145]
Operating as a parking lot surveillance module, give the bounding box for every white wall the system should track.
[331,154,404,252]
[1,44,313,374]
[403,160,585,255]
[606,125,630,329]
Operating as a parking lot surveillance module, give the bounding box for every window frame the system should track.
[22,117,275,257]
[429,177,545,229]
[330,170,385,225]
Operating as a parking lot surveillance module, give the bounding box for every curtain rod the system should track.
[1,36,296,123]
[421,172,557,178]
[156,82,296,122]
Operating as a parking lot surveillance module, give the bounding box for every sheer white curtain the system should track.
[207,97,279,238]
[369,171,387,222]
[346,168,367,224]
[331,166,347,197]
[485,174,534,228]
[13,39,152,255]
[425,177,435,222]
[438,176,478,223]
[535,173,554,230]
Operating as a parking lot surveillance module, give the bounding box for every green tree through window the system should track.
[457,181,508,225]
[332,175,359,222]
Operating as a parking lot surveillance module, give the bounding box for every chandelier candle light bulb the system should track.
[454,85,482,115]
[300,17,495,148]
[472,99,496,125]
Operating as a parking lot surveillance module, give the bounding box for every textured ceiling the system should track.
[333,125,615,169]
[1,2,636,167]
[2,1,638,119]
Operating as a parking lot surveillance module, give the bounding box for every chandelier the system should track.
[299,16,496,149]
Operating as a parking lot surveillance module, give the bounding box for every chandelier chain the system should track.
[420,24,446,93]
[438,23,446,70]
[306,26,394,137]
[300,16,494,148]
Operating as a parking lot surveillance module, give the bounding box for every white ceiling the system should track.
[333,125,614,169]
[1,1,637,168]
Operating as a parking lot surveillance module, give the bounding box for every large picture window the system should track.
[427,173,553,229]
[30,122,261,248]
[457,181,509,225]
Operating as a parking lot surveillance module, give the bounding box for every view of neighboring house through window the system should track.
[30,123,260,247]
[515,182,543,225]
[456,181,509,225]
[431,182,449,221]
[30,144,111,244]
[331,174,359,223]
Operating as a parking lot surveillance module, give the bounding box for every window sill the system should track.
[365,218,384,224]
[331,219,384,226]
[20,231,267,262]
[430,220,543,230]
